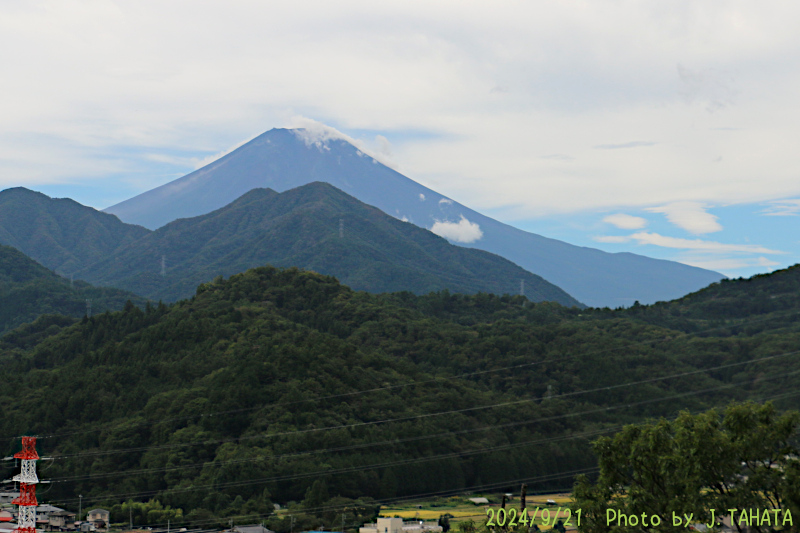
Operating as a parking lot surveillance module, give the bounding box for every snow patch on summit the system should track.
[289,116,398,169]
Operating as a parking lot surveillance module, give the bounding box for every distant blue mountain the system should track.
[105,128,724,307]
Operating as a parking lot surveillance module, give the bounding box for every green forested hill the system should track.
[0,264,797,530]
[0,184,582,307]
[75,183,582,306]
[0,187,150,275]
[594,263,800,335]
[0,244,147,335]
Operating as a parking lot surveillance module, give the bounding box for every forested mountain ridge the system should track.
[0,187,150,275]
[103,127,724,308]
[0,244,146,335]
[74,182,582,306]
[0,263,797,530]
[0,184,582,306]
[601,263,800,334]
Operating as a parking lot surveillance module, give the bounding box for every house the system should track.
[0,495,18,506]
[86,509,109,529]
[232,525,274,533]
[49,510,77,530]
[37,505,66,522]
[467,498,488,505]
[360,518,442,533]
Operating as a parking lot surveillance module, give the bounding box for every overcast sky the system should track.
[2,1,798,278]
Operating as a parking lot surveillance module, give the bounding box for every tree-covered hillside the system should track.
[0,264,797,530]
[0,187,149,275]
[76,183,582,306]
[0,244,146,335]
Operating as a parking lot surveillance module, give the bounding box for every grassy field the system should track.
[378,493,576,530]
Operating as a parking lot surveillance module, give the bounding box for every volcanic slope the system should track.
[79,182,583,306]
[104,128,724,307]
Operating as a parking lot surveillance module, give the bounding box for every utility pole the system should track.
[129,506,132,530]
[520,484,527,513]
[79,495,82,522]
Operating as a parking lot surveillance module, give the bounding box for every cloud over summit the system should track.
[430,216,483,243]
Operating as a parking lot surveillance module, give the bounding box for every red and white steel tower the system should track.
[12,437,39,533]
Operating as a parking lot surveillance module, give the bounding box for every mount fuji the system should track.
[105,128,724,308]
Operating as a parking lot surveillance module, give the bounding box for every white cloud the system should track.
[594,141,656,150]
[761,199,800,216]
[2,0,800,277]
[539,154,574,162]
[419,193,426,201]
[646,202,723,234]
[680,256,781,271]
[594,235,631,243]
[628,232,784,255]
[439,198,453,206]
[603,213,647,230]
[289,116,398,168]
[677,64,737,113]
[290,117,354,151]
[430,215,483,243]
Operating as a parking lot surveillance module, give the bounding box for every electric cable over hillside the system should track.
[45,383,800,532]
[37,347,800,463]
[38,366,800,509]
[8,305,797,445]
[44,364,800,485]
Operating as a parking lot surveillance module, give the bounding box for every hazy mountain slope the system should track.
[0,244,146,334]
[0,187,150,275]
[104,128,724,307]
[82,182,583,306]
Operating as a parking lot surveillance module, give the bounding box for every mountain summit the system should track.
[105,128,724,307]
[87,182,583,306]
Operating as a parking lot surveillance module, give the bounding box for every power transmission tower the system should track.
[70,273,74,290]
[339,219,344,238]
[11,437,40,533]
[86,299,92,317]
[161,255,166,276]
[520,279,524,296]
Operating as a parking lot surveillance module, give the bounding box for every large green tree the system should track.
[573,402,800,533]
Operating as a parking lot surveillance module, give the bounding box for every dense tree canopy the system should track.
[573,402,800,533]
[0,264,798,529]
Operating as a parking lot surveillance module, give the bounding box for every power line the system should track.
[59,380,800,531]
[42,348,800,462]
[42,371,800,506]
[19,305,800,448]
[47,367,798,484]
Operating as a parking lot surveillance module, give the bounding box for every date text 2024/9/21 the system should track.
[485,507,578,528]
